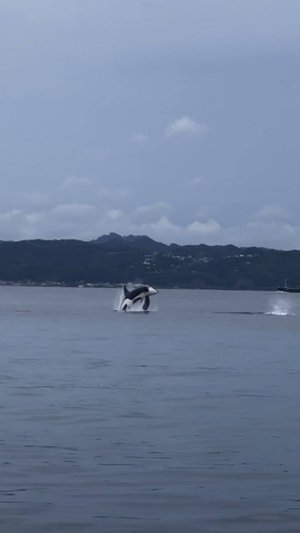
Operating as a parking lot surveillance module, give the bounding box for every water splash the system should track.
[113,288,124,312]
[266,295,295,316]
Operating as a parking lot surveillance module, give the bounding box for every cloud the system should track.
[94,213,222,245]
[130,133,148,144]
[0,209,22,223]
[2,197,300,250]
[0,209,27,240]
[106,209,123,221]
[243,220,296,248]
[60,176,93,190]
[17,191,49,208]
[133,216,221,244]
[25,203,95,226]
[194,205,211,219]
[97,186,128,200]
[254,205,287,221]
[23,203,98,240]
[140,216,184,242]
[165,116,209,139]
[132,201,172,223]
[187,219,221,235]
[50,203,95,218]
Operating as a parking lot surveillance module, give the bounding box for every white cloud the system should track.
[244,220,296,247]
[133,216,221,244]
[165,116,209,139]
[194,205,211,219]
[0,209,26,240]
[254,205,287,221]
[222,204,294,248]
[0,209,22,223]
[187,219,221,235]
[215,217,300,250]
[106,209,123,221]
[136,216,186,243]
[95,214,222,245]
[97,186,128,200]
[23,203,98,240]
[58,176,96,205]
[132,201,172,223]
[61,176,93,190]
[130,133,148,144]
[50,203,95,218]
[2,198,300,250]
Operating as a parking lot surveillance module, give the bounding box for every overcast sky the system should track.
[1,0,300,248]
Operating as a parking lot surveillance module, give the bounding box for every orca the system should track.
[120,284,158,311]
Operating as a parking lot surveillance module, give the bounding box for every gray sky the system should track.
[1,0,300,248]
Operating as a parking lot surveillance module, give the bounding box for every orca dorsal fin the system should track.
[123,284,130,298]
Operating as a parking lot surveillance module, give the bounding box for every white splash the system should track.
[266,295,294,316]
[113,288,124,312]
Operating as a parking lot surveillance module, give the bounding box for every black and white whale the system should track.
[120,284,158,311]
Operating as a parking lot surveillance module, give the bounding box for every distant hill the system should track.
[0,233,299,289]
[94,233,167,252]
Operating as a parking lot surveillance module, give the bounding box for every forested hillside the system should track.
[0,233,298,290]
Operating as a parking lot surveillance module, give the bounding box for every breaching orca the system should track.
[120,284,158,311]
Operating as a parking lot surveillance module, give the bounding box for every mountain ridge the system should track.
[0,233,298,289]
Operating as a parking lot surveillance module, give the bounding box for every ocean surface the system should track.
[0,286,300,533]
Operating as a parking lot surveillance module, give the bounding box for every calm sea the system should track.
[0,286,300,533]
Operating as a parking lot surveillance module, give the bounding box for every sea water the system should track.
[0,286,300,532]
